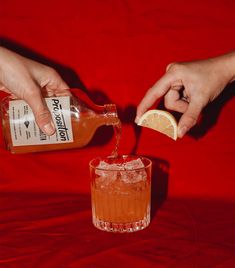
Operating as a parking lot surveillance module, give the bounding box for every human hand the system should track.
[135,52,235,138]
[0,47,71,135]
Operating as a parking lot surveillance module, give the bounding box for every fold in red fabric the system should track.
[0,193,235,267]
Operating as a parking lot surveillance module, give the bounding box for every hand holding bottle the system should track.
[0,47,71,135]
[136,52,235,138]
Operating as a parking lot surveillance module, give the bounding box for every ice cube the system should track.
[123,158,145,170]
[95,161,122,186]
[95,160,125,174]
[120,170,147,183]
[121,158,147,184]
[95,158,147,186]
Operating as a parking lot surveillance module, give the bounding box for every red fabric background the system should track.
[0,0,235,267]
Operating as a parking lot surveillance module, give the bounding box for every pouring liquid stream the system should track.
[111,120,122,158]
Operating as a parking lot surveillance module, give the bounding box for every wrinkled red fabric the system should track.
[1,194,235,267]
[0,0,235,267]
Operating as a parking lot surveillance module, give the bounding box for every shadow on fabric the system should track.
[190,81,235,138]
[147,155,169,220]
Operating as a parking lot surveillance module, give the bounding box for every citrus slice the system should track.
[137,109,178,140]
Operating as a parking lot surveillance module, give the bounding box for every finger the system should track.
[37,67,71,97]
[23,85,55,136]
[164,89,188,113]
[178,100,204,138]
[166,62,176,72]
[0,84,11,94]
[135,72,176,123]
[171,85,183,91]
[45,77,71,97]
[171,79,184,89]
[0,85,18,99]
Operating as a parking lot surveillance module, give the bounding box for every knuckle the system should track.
[23,87,39,99]
[36,108,51,122]
[167,62,184,74]
[42,66,59,81]
[187,114,198,126]
[38,110,51,119]
[167,62,178,71]
[44,66,59,79]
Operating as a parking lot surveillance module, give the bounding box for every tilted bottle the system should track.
[0,88,120,153]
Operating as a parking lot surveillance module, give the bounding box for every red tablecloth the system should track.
[0,0,235,267]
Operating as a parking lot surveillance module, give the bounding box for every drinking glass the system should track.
[89,155,152,233]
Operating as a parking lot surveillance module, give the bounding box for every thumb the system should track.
[24,87,55,135]
[178,101,203,138]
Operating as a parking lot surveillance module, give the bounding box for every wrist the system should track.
[217,51,235,83]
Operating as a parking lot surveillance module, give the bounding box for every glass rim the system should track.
[89,155,152,172]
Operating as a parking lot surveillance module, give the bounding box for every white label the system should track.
[9,96,74,146]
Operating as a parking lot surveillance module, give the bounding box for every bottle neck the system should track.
[103,104,119,125]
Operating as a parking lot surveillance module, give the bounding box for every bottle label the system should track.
[9,96,74,146]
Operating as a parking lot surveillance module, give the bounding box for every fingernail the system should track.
[178,126,188,138]
[43,122,55,135]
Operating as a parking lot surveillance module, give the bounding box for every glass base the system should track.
[92,215,150,233]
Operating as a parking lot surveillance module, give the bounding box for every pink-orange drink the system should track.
[90,155,152,233]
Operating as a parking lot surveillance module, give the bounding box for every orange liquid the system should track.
[2,112,119,154]
[111,120,122,158]
[91,173,151,223]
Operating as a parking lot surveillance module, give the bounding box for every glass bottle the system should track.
[0,88,120,153]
